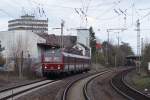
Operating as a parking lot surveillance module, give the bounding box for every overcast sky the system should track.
[0,0,150,53]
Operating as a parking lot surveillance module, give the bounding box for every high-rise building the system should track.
[8,14,48,34]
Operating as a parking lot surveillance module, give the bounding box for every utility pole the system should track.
[124,15,127,27]
[106,29,110,66]
[141,38,144,70]
[61,20,65,49]
[106,28,126,66]
[117,32,120,47]
[141,38,144,57]
[116,32,120,68]
[52,20,65,49]
[136,19,141,73]
[19,51,23,79]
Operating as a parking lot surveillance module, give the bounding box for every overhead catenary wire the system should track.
[127,6,150,29]
[96,0,134,21]
[0,0,150,32]
[0,9,14,18]
[138,8,150,11]
[139,11,150,21]
[27,0,125,22]
[95,0,125,19]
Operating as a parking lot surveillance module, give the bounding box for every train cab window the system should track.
[54,49,61,57]
[44,49,62,62]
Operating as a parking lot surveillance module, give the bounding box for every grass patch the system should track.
[133,75,150,89]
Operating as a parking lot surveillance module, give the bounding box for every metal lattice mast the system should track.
[136,19,141,73]
[61,20,65,49]
[136,19,140,56]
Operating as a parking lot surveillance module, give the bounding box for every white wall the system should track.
[77,29,90,48]
[0,30,46,60]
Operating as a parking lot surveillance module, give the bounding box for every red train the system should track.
[41,47,91,77]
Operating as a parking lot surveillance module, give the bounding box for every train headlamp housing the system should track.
[45,66,47,69]
[58,66,61,69]
[57,65,61,69]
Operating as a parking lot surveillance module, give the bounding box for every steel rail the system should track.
[0,79,56,100]
[83,70,112,100]
[111,69,150,100]
[62,70,111,100]
[0,79,46,93]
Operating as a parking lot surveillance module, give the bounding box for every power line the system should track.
[85,0,92,13]
[138,8,150,11]
[0,9,14,18]
[140,11,150,21]
[80,0,85,11]
[95,0,124,19]
[87,1,118,8]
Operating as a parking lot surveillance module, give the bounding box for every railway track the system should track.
[111,69,150,100]
[62,70,111,100]
[0,79,59,100]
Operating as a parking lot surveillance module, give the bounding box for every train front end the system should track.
[42,49,64,76]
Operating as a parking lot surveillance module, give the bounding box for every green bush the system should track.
[133,76,150,89]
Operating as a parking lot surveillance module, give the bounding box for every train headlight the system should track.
[58,67,60,69]
[58,65,61,69]
[45,66,47,69]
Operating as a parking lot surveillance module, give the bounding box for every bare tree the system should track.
[98,41,134,67]
[8,33,32,78]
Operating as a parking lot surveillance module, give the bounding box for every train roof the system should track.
[37,33,77,48]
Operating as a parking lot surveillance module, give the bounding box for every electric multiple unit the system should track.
[41,48,91,77]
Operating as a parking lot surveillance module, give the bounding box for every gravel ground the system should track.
[14,72,94,100]
[67,79,86,100]
[14,67,108,100]
[15,79,65,100]
[0,72,42,91]
[0,64,108,100]
[66,73,100,100]
[87,69,127,100]
[0,64,104,90]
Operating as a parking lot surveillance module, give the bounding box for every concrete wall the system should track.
[77,29,90,48]
[0,30,46,62]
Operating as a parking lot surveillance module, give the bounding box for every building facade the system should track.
[77,28,90,48]
[0,30,46,59]
[0,30,46,71]
[8,14,48,34]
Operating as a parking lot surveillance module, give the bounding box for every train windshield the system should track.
[44,49,62,62]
